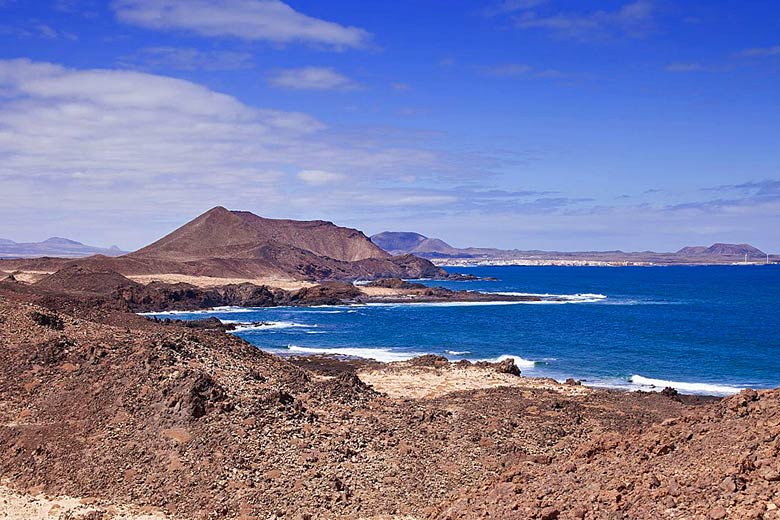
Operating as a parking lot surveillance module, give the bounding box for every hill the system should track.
[134,207,389,263]
[0,237,126,259]
[677,243,766,258]
[1,208,447,283]
[371,231,463,257]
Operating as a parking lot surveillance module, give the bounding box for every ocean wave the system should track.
[284,345,422,363]
[630,374,744,396]
[485,292,608,304]
[364,300,567,308]
[231,321,315,332]
[139,306,256,317]
[445,350,470,356]
[475,354,537,368]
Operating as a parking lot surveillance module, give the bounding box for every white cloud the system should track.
[268,67,357,90]
[112,0,370,49]
[0,59,451,247]
[297,170,345,185]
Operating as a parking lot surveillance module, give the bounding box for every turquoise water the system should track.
[147,265,780,395]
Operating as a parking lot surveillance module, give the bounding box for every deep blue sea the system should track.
[146,265,780,396]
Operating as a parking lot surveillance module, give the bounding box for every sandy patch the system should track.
[358,286,409,297]
[4,270,52,284]
[0,485,169,519]
[126,274,316,291]
[357,365,590,399]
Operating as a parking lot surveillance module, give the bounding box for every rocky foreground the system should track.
[0,283,779,519]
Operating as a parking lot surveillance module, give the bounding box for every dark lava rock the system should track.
[661,387,681,400]
[495,358,521,376]
[318,372,379,403]
[29,310,65,330]
[364,278,427,290]
[409,354,450,368]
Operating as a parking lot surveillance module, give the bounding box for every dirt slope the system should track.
[1,288,779,518]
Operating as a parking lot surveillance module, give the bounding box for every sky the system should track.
[0,0,779,252]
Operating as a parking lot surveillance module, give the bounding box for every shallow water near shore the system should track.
[148,265,780,396]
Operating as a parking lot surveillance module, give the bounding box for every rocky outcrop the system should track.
[35,265,140,295]
[364,278,427,290]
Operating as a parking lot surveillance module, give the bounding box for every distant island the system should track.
[371,231,777,266]
[0,237,126,259]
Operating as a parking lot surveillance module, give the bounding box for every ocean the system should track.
[146,265,780,396]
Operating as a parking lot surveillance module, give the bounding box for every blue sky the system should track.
[0,0,778,252]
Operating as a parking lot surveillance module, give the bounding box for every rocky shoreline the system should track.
[1,264,541,313]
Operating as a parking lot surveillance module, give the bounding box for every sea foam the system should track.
[231,321,315,332]
[476,354,537,368]
[139,306,256,317]
[284,345,421,363]
[485,292,608,304]
[630,374,744,396]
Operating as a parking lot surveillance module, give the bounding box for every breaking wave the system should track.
[138,305,256,317]
[630,374,744,396]
[485,292,608,304]
[284,345,422,363]
[475,354,537,368]
[230,321,315,332]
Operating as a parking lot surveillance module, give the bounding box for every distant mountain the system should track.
[370,232,428,254]
[677,243,766,258]
[371,232,462,257]
[372,231,771,265]
[0,237,126,259]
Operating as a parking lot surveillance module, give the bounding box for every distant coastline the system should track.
[372,232,777,267]
[431,258,780,267]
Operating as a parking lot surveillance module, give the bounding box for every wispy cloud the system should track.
[513,1,656,42]
[665,62,707,73]
[481,63,532,77]
[0,22,78,40]
[703,180,780,198]
[736,45,780,58]
[118,47,255,71]
[479,63,564,78]
[268,67,358,90]
[482,0,548,17]
[297,170,345,185]
[112,0,371,49]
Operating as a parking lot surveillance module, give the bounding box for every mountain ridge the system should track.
[371,231,773,265]
[0,237,126,259]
